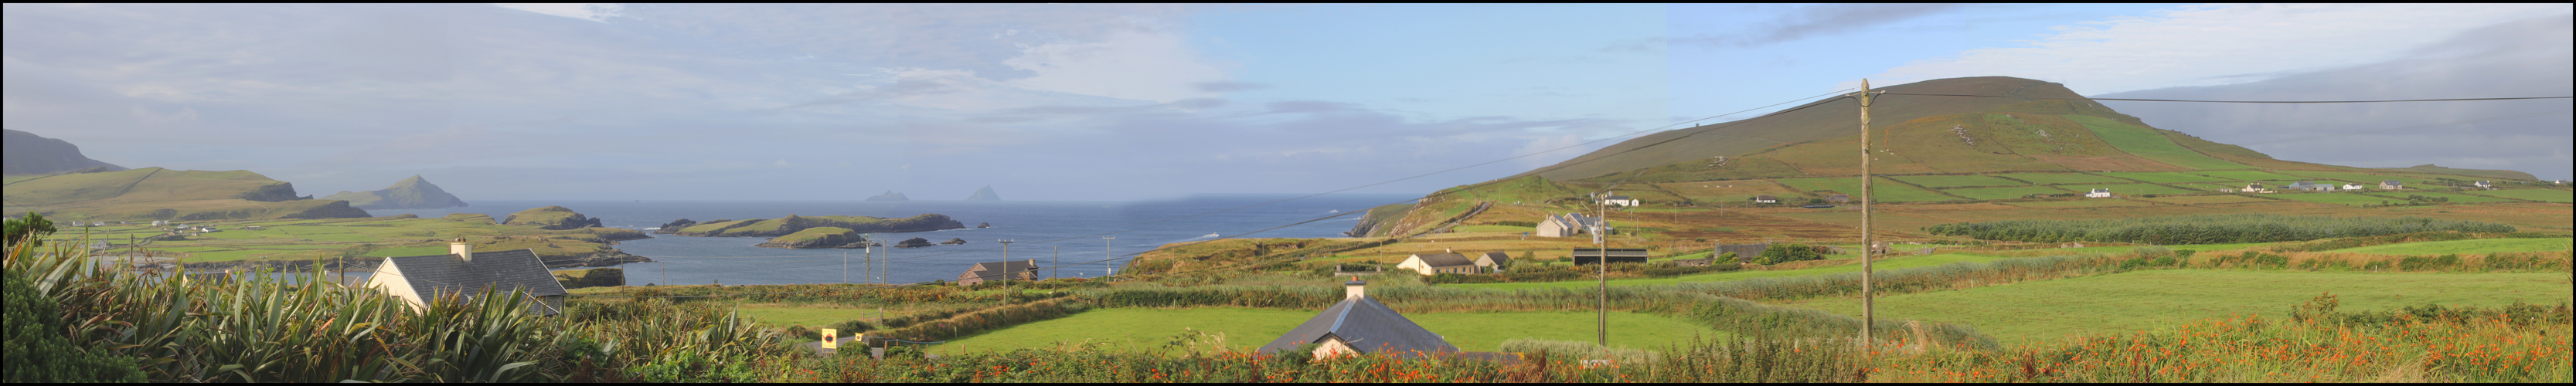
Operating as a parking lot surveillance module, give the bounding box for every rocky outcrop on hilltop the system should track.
[754,227,873,249]
[895,237,935,248]
[665,214,965,237]
[866,191,910,201]
[502,206,603,230]
[320,175,471,209]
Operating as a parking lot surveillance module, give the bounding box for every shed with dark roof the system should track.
[1397,251,1478,276]
[955,259,1040,286]
[1474,252,1511,273]
[1259,279,1458,357]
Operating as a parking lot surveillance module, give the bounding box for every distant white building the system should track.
[2240,183,2268,193]
[2380,180,2404,190]
[2342,183,2367,191]
[2474,181,2493,189]
[1753,195,1779,204]
[2085,188,2113,198]
[1599,194,1638,207]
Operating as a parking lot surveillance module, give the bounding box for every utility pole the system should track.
[1594,196,1608,347]
[1103,236,1115,281]
[1855,78,1878,347]
[999,239,1015,300]
[842,252,849,284]
[1052,245,1060,280]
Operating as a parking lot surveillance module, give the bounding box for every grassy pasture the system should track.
[2265,192,2402,206]
[2055,183,2198,195]
[2064,115,2250,170]
[1889,174,2027,188]
[2465,188,2575,203]
[1781,270,2576,346]
[2360,191,2521,204]
[2271,170,2414,185]
[1452,225,1536,233]
[2170,182,2251,191]
[2139,195,2276,205]
[2186,170,2312,181]
[1451,253,2021,290]
[1772,177,1961,202]
[2004,199,2152,208]
[934,307,1723,354]
[2327,238,2572,256]
[2095,171,2230,183]
[1992,172,2135,185]
[1941,185,2072,200]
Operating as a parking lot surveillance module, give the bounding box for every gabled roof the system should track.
[2091,188,2112,193]
[1603,195,1632,201]
[1407,252,1475,268]
[1258,296,1458,356]
[2383,180,2402,185]
[963,260,1038,280]
[1475,252,1509,266]
[379,249,567,313]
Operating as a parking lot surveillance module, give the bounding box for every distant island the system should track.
[754,227,873,249]
[866,191,910,201]
[655,213,965,237]
[321,175,469,210]
[967,185,1001,201]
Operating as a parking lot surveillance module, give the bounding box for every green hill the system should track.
[2,167,368,221]
[2372,164,2537,181]
[2,129,125,174]
[319,175,470,209]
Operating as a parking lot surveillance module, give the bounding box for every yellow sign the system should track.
[819,328,838,349]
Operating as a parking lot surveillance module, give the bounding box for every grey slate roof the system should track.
[380,249,567,313]
[1409,252,1476,268]
[1258,295,1458,356]
[1475,252,1509,266]
[961,260,1038,282]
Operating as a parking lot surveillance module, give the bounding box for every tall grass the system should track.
[1923,214,2516,244]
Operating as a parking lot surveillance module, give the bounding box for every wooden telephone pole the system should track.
[1856,79,1878,346]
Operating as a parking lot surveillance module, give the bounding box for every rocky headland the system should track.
[754,227,875,249]
[661,214,965,238]
[502,205,604,230]
[321,175,470,210]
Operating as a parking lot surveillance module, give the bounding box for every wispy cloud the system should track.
[1675,4,1962,49]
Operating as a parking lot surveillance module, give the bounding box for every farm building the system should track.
[2380,180,2404,190]
[1827,194,1850,204]
[2282,181,2331,192]
[2342,183,2367,191]
[1570,248,1650,266]
[1258,279,1459,357]
[954,259,1040,286]
[1753,195,1779,204]
[2475,181,2493,189]
[2240,183,2269,193]
[362,239,568,316]
[1396,250,1479,276]
[1473,252,1510,273]
[2085,188,2113,198]
[1598,193,1638,207]
[1534,213,1598,238]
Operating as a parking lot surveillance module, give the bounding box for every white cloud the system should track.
[1872,4,2574,94]
[492,3,624,22]
[1001,23,1232,103]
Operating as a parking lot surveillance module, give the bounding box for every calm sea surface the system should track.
[359,194,1412,286]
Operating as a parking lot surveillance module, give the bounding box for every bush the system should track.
[1754,242,1824,265]
[4,273,146,383]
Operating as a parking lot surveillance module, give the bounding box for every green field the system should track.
[2328,238,2573,256]
[2094,171,2229,183]
[2265,192,2403,206]
[1890,174,2027,188]
[1454,225,1536,233]
[2055,183,2198,195]
[736,305,886,329]
[2360,191,2521,204]
[1455,253,2023,290]
[2138,195,2276,205]
[935,307,1724,354]
[2465,188,2576,203]
[1992,173,2136,185]
[2269,170,2408,185]
[2185,170,2311,181]
[2064,115,2250,170]
[1941,185,2072,200]
[1782,270,2576,347]
[2004,199,2152,208]
[1773,177,1962,202]
[2171,182,2251,191]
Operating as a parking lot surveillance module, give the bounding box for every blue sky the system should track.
[5,4,2568,201]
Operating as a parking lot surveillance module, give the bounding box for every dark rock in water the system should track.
[940,238,968,245]
[895,237,935,248]
[866,191,910,201]
[656,218,699,234]
[977,222,991,229]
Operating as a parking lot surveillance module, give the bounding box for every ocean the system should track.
[359,194,1414,286]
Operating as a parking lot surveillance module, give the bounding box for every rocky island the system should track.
[966,185,1000,201]
[660,213,966,238]
[866,191,910,201]
[753,227,873,249]
[320,174,470,210]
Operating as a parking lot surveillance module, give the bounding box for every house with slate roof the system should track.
[363,238,569,316]
[1259,279,1458,357]
[1534,213,1597,238]
[1473,252,1510,273]
[1570,248,1650,266]
[955,259,1039,286]
[1598,192,1638,207]
[1397,250,1478,276]
[2086,188,2114,198]
[2380,180,2404,190]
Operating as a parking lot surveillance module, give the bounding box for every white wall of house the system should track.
[362,260,430,312]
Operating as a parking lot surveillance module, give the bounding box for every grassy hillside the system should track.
[2,167,369,221]
[2375,164,2540,181]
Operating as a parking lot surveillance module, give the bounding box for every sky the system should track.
[5,4,2569,201]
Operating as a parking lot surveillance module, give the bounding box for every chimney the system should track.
[450,238,472,261]
[1444,248,1452,253]
[1345,279,1368,300]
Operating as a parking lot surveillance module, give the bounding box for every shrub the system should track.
[1754,242,1824,265]
[4,273,145,383]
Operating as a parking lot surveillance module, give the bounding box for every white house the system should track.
[1534,213,1597,238]
[2380,180,2404,190]
[1599,194,1638,207]
[1396,249,1479,276]
[2342,183,2367,191]
[1753,195,1779,204]
[2240,183,2268,193]
[2085,188,2113,198]
[2474,181,2493,189]
[362,238,568,316]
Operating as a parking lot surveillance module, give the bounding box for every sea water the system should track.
[359,194,1413,286]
